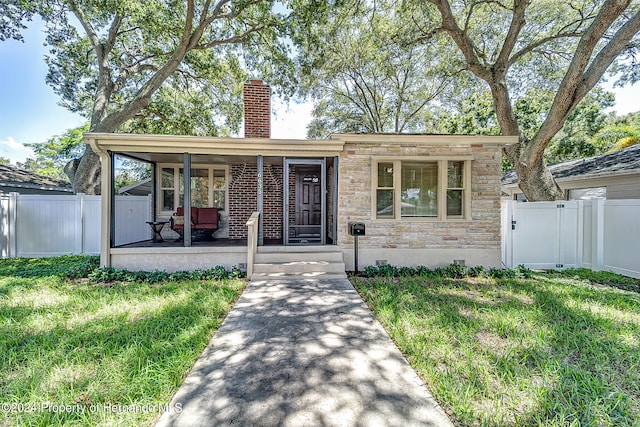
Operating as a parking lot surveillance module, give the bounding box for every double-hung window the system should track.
[373,158,471,220]
[159,165,228,214]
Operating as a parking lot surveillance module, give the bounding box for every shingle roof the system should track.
[0,164,73,193]
[502,144,640,186]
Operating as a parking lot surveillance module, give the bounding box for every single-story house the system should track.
[0,164,73,195]
[88,80,516,273]
[502,144,640,201]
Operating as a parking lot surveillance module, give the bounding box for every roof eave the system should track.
[85,132,346,157]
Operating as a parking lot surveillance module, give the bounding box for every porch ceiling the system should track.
[85,132,345,159]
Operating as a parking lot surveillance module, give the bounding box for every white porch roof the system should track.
[85,132,346,160]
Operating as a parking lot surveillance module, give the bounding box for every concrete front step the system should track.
[251,272,348,280]
[257,245,342,253]
[251,245,346,279]
[253,261,346,274]
[254,251,344,263]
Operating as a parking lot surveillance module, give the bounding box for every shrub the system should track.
[468,265,488,278]
[360,263,531,280]
[88,265,246,283]
[443,263,469,279]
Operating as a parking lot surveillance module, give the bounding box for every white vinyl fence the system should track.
[502,199,640,278]
[0,193,152,258]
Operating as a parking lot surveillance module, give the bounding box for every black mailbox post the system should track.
[348,222,365,273]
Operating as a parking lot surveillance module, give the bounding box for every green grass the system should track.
[0,256,246,426]
[352,271,640,426]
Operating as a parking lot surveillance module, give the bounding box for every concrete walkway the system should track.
[156,277,453,427]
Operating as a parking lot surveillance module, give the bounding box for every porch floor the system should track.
[117,238,283,249]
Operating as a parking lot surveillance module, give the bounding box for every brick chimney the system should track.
[243,79,271,138]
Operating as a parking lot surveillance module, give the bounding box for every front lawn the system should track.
[352,270,640,426]
[0,256,246,426]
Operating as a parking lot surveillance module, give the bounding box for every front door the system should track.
[295,166,322,240]
[284,159,326,245]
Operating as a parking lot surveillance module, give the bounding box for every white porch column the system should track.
[99,151,112,267]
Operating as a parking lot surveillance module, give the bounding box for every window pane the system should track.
[191,169,209,208]
[401,162,437,217]
[161,168,173,188]
[213,190,225,209]
[376,189,394,218]
[179,168,208,207]
[377,163,394,188]
[448,161,463,188]
[447,190,463,216]
[213,169,226,190]
[162,190,174,211]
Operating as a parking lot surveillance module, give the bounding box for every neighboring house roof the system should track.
[0,164,73,193]
[118,178,152,196]
[502,144,640,186]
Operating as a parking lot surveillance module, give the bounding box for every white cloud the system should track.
[0,137,35,164]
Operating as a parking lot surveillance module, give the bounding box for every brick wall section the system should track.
[337,142,503,250]
[243,80,271,138]
[228,162,283,240]
[263,164,283,239]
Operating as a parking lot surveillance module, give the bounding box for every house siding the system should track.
[337,141,504,269]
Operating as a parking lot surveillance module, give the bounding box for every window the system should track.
[376,163,395,218]
[447,161,464,217]
[567,187,606,200]
[401,162,438,217]
[373,159,470,220]
[158,165,228,213]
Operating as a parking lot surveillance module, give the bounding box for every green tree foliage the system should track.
[16,123,89,181]
[298,0,455,138]
[594,111,640,152]
[2,0,296,194]
[438,84,618,168]
[414,0,640,201]
[545,89,615,164]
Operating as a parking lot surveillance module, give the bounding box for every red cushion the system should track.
[176,206,197,224]
[197,208,218,226]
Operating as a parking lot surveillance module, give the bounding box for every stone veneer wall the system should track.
[337,141,503,266]
[228,163,283,240]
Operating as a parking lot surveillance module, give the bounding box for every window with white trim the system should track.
[159,165,228,213]
[373,159,470,220]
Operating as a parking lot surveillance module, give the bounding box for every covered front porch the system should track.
[86,132,344,272]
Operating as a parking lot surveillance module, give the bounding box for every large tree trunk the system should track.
[517,160,563,201]
[65,147,102,194]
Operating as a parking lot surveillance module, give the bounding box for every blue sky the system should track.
[0,19,638,165]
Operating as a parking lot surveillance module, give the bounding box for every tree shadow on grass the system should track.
[0,280,242,427]
[353,276,640,426]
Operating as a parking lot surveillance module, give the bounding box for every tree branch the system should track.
[193,25,267,50]
[68,1,100,51]
[105,12,123,55]
[527,0,635,162]
[508,31,583,64]
[495,0,529,69]
[578,8,640,99]
[426,0,492,80]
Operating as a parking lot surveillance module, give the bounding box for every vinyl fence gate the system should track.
[502,199,640,278]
